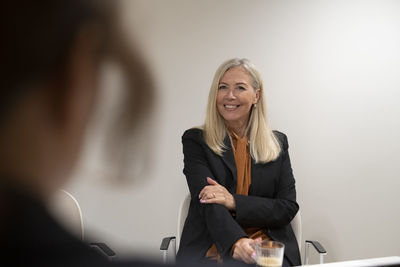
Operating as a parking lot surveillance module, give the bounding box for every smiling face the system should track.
[216,67,260,133]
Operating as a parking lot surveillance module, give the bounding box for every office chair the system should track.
[49,190,116,260]
[50,190,85,240]
[160,193,327,265]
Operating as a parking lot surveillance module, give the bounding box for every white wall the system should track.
[67,0,400,263]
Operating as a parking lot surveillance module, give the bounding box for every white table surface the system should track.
[302,256,400,267]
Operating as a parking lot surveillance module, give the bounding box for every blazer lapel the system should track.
[221,135,237,184]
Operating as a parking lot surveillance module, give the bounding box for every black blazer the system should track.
[177,128,301,266]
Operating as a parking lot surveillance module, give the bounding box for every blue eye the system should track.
[218,85,227,90]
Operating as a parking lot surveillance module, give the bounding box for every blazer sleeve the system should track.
[182,129,247,256]
[233,132,299,229]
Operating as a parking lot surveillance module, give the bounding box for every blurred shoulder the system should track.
[272,130,289,150]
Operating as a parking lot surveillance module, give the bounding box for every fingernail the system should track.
[200,199,206,203]
[198,194,201,199]
[251,252,256,258]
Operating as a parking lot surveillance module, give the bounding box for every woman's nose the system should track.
[225,89,236,99]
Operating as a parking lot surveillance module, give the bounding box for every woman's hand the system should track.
[232,237,261,264]
[199,177,236,211]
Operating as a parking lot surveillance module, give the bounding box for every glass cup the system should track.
[252,240,285,267]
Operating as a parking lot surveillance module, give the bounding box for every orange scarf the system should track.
[205,132,269,262]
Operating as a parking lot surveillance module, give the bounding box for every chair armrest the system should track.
[304,240,327,265]
[90,242,116,260]
[160,236,176,251]
[160,236,176,264]
[305,240,326,254]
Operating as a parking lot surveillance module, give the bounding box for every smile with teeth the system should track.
[224,104,240,110]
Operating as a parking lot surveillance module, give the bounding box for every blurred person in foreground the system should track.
[177,59,301,266]
[0,1,165,266]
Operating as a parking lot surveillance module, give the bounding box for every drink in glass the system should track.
[253,240,284,267]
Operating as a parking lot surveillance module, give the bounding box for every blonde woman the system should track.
[177,58,301,266]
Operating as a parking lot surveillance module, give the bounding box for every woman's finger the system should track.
[232,250,241,261]
[244,244,256,263]
[199,182,235,209]
[199,190,218,202]
[206,177,218,185]
[199,185,213,199]
[200,185,222,197]
[243,251,256,263]
[240,243,255,263]
[234,247,253,264]
[200,179,228,198]
[233,239,256,264]
[200,195,225,205]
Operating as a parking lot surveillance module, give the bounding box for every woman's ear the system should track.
[254,88,261,104]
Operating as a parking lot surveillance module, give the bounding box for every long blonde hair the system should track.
[203,58,281,163]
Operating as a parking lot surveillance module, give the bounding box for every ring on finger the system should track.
[212,193,216,198]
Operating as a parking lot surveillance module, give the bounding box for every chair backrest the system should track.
[176,193,191,250]
[290,210,302,251]
[48,190,84,241]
